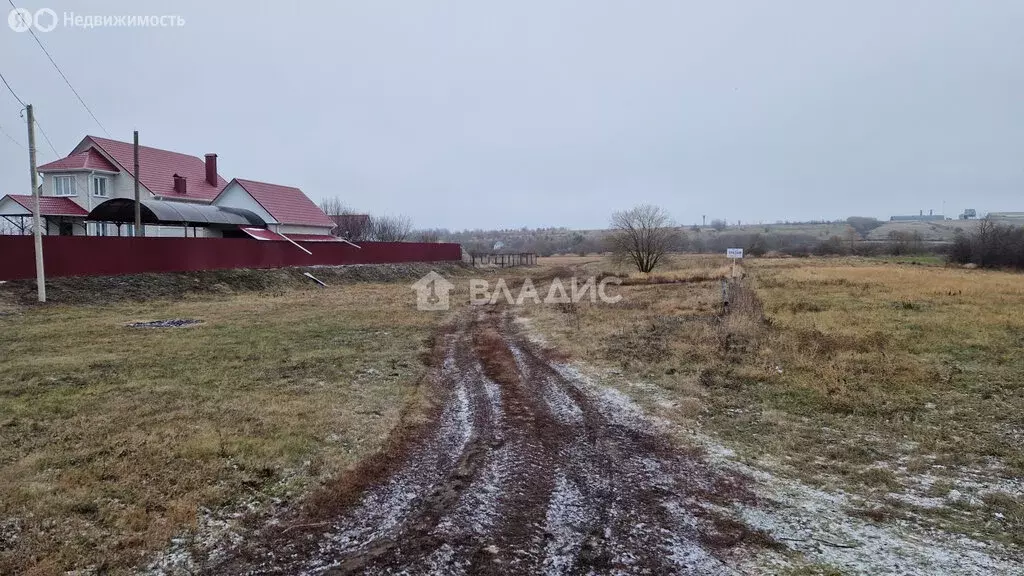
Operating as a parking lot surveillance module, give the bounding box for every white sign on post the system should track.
[726,248,744,259]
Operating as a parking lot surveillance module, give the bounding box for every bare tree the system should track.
[845,225,859,252]
[0,219,24,235]
[319,196,347,218]
[319,196,372,240]
[371,214,414,242]
[415,229,443,243]
[607,205,680,273]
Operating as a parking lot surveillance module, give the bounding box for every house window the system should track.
[88,222,109,236]
[53,175,76,196]
[92,176,109,198]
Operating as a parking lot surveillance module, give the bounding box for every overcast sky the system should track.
[1,1,1022,230]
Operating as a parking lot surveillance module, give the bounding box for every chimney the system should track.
[204,153,218,186]
[173,173,187,195]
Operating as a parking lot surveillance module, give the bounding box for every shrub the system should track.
[886,230,924,255]
[846,216,884,236]
[814,236,847,256]
[949,219,1024,269]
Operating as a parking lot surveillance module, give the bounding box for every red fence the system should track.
[0,236,463,281]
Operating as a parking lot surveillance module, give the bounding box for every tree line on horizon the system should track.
[319,195,1023,270]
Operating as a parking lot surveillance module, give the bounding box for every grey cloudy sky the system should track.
[1,1,1022,230]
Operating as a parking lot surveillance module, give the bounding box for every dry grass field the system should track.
[0,282,441,574]
[2,256,1021,572]
[525,254,1024,548]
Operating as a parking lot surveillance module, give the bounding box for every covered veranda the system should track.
[87,198,268,238]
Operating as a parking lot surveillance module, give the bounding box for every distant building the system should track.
[987,212,1024,220]
[890,209,944,222]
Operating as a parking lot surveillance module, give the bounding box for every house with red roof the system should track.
[213,178,337,237]
[0,136,334,238]
[0,194,89,236]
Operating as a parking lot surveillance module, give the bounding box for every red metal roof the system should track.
[239,227,285,241]
[83,136,228,201]
[37,148,119,173]
[1,194,89,216]
[229,179,334,228]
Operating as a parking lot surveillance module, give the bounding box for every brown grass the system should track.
[523,254,1024,547]
[0,281,444,574]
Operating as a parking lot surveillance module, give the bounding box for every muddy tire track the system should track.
[216,307,769,575]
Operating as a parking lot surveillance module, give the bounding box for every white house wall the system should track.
[0,196,30,216]
[142,225,223,238]
[40,171,152,211]
[213,182,277,225]
[275,224,334,236]
[40,172,91,211]
[111,171,152,201]
[0,197,31,235]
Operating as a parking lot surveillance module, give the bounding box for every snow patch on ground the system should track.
[144,491,290,574]
[420,543,466,576]
[540,473,595,575]
[508,343,532,379]
[550,359,1024,576]
[482,373,503,429]
[305,343,477,573]
[436,442,508,539]
[541,375,584,424]
[549,363,649,428]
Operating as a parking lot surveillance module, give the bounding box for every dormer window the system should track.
[53,175,76,196]
[92,175,109,198]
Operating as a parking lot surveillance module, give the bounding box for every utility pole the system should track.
[26,105,46,302]
[133,130,142,236]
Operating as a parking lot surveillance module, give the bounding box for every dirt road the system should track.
[215,307,769,574]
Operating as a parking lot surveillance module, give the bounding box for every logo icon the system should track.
[7,8,31,32]
[411,271,455,311]
[33,8,57,32]
[7,7,57,32]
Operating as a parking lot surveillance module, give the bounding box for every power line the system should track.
[0,70,25,107]
[33,118,59,157]
[0,122,24,149]
[0,71,60,156]
[7,0,110,137]
[1,69,59,156]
